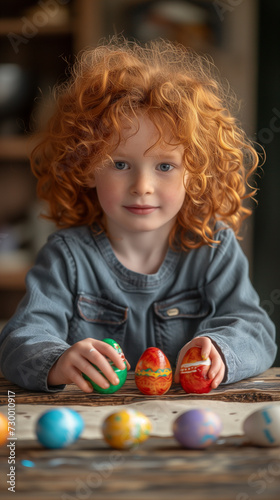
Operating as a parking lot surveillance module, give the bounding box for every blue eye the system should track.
[157,163,173,172]
[114,161,128,170]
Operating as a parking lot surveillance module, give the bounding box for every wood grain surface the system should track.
[1,436,280,500]
[0,367,280,406]
[0,368,280,499]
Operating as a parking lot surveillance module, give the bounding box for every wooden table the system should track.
[0,368,280,500]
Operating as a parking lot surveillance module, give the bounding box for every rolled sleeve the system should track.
[195,228,277,383]
[0,236,76,391]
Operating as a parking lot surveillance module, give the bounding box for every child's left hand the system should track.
[174,336,225,389]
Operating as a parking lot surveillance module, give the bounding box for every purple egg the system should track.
[173,409,222,449]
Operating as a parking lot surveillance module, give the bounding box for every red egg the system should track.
[180,346,212,394]
[135,347,172,395]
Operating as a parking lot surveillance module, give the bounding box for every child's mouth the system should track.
[123,205,158,215]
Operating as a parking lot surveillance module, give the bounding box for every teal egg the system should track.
[83,338,127,394]
[36,408,84,449]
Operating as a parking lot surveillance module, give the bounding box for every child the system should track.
[0,36,277,393]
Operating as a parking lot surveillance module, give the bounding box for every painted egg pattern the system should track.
[36,408,84,449]
[102,409,152,449]
[173,409,222,449]
[83,338,127,394]
[0,413,9,447]
[243,404,280,447]
[180,346,212,394]
[135,347,172,395]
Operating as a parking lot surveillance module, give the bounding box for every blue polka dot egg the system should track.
[36,408,84,449]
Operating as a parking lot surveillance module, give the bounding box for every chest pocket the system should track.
[153,290,210,367]
[72,293,128,346]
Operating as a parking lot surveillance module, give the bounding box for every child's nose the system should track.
[130,171,154,195]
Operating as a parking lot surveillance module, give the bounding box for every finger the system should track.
[207,348,222,380]
[194,337,212,360]
[125,358,131,370]
[83,353,120,387]
[210,367,225,389]
[95,342,126,370]
[60,345,112,388]
[66,349,113,389]
[68,367,96,393]
[207,353,225,387]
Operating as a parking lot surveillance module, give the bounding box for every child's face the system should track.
[90,114,186,239]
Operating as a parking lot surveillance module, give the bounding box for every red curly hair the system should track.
[30,36,259,250]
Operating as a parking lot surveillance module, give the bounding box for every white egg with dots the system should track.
[36,408,84,449]
[243,405,280,447]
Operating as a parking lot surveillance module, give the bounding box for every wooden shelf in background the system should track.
[0,268,30,290]
[0,18,72,36]
[0,135,37,161]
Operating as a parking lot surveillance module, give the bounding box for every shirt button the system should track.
[166,308,179,317]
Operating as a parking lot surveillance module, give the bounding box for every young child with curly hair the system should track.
[0,37,277,392]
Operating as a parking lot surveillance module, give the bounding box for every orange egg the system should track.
[135,347,172,395]
[180,346,212,394]
[0,413,9,447]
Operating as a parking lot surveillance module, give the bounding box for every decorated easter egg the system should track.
[243,404,280,447]
[135,347,172,395]
[0,413,9,447]
[173,408,222,449]
[179,346,212,394]
[102,408,152,449]
[36,408,84,449]
[83,338,127,394]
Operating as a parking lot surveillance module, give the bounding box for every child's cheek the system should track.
[164,188,186,206]
[97,187,121,214]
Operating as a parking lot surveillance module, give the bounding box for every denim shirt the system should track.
[0,225,277,392]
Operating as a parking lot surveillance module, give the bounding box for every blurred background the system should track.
[0,0,279,365]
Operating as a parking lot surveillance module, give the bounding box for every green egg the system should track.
[83,338,127,394]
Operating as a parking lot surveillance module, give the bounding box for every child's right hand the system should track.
[47,338,130,393]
